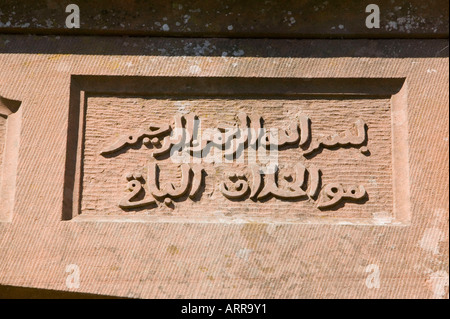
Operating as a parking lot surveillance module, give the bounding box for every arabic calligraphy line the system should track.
[100,112,312,159]
[119,163,205,209]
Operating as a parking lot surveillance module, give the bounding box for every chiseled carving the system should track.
[220,164,321,201]
[100,112,312,158]
[120,163,205,209]
[100,124,171,156]
[119,173,156,209]
[303,119,368,156]
[317,183,367,209]
[220,170,250,200]
[102,111,370,211]
[256,163,320,200]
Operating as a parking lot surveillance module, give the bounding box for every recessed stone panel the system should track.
[65,77,409,225]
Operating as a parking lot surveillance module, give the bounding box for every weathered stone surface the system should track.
[0,34,448,298]
[0,0,448,38]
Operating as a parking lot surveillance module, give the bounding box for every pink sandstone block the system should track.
[0,36,448,299]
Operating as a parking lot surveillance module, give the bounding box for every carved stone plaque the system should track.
[66,77,409,225]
